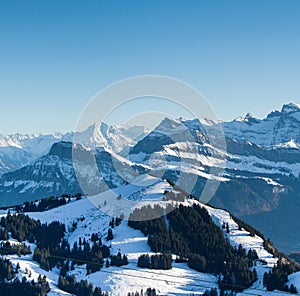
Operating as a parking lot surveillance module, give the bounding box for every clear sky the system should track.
[1,0,300,134]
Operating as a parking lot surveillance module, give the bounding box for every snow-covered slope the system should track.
[1,175,297,295]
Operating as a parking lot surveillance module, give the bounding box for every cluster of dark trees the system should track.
[129,204,258,292]
[6,193,84,214]
[0,213,65,247]
[0,227,8,240]
[0,213,66,272]
[71,238,110,274]
[129,205,169,253]
[137,253,172,270]
[127,288,157,296]
[57,236,128,274]
[0,256,50,296]
[203,288,234,296]
[58,274,107,296]
[106,215,124,241]
[34,235,110,274]
[109,216,123,229]
[110,251,128,267]
[1,213,40,243]
[203,288,218,296]
[0,256,16,281]
[0,213,111,276]
[0,275,50,296]
[263,259,299,293]
[21,196,67,212]
[0,241,31,256]
[0,212,129,279]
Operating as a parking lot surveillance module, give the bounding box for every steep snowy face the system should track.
[129,117,210,159]
[221,103,300,148]
[73,122,148,154]
[0,142,147,206]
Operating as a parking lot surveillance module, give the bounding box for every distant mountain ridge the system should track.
[0,123,148,175]
[221,103,300,148]
[0,133,66,175]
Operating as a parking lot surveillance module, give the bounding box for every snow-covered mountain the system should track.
[220,103,300,148]
[0,123,148,175]
[126,106,300,252]
[0,103,300,253]
[0,133,65,175]
[0,141,147,207]
[1,175,299,295]
[73,122,148,154]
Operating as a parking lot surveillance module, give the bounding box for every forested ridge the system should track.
[0,196,299,295]
[128,203,299,293]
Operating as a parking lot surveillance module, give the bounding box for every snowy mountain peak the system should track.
[74,122,148,153]
[154,117,205,136]
[77,122,109,147]
[281,102,300,114]
[179,117,205,131]
[223,102,300,147]
[155,117,182,132]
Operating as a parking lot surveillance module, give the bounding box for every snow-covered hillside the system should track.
[1,175,298,295]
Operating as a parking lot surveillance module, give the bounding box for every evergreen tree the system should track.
[106,228,113,241]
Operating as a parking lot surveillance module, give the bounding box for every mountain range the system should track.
[0,103,299,253]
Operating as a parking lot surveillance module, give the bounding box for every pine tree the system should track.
[106,228,113,241]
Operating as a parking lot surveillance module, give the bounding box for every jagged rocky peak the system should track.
[154,117,205,135]
[155,117,182,132]
[245,112,254,119]
[77,122,109,142]
[48,141,73,159]
[281,102,300,114]
[244,113,260,124]
[49,141,93,161]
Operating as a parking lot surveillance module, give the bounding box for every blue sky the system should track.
[1,0,300,134]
